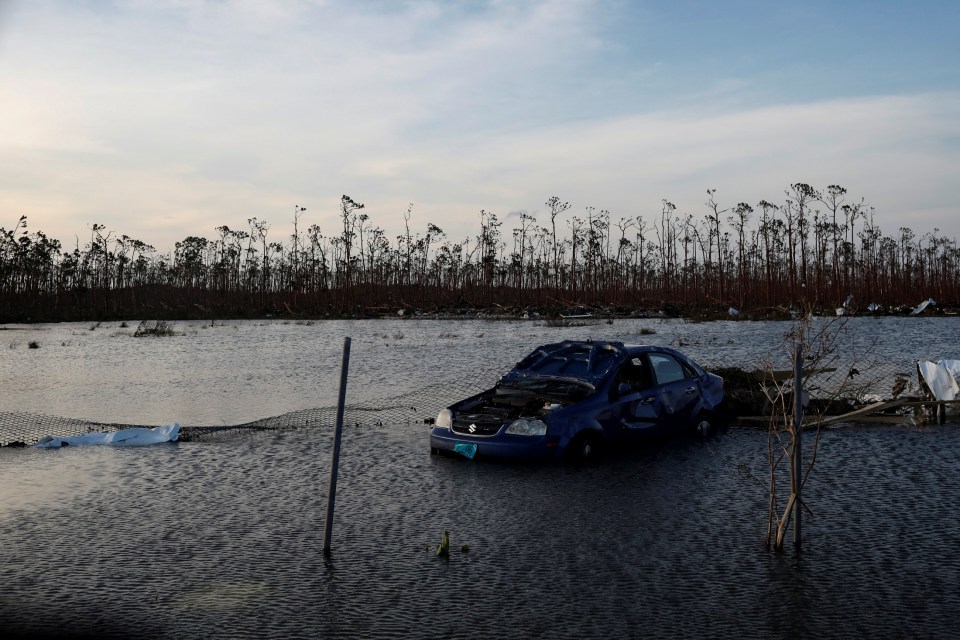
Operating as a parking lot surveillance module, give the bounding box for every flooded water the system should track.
[1,316,959,638]
[2,315,956,425]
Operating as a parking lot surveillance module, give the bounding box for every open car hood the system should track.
[496,373,596,397]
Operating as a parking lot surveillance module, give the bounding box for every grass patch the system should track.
[134,320,176,337]
[544,317,598,328]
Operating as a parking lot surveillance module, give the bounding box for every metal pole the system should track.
[793,344,803,547]
[323,336,351,556]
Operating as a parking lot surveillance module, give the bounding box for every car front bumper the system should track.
[430,427,563,460]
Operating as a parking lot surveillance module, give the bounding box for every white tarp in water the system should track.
[911,298,936,315]
[942,360,960,381]
[917,361,960,402]
[35,424,180,448]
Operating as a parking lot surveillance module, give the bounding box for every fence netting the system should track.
[0,356,929,447]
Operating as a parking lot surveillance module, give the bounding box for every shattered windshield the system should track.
[512,342,623,382]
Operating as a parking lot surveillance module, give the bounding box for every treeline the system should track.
[2,184,958,322]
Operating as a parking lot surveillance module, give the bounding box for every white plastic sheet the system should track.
[917,361,959,402]
[911,298,936,315]
[941,359,960,381]
[35,424,180,448]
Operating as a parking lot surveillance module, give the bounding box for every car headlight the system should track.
[436,409,452,429]
[505,419,547,436]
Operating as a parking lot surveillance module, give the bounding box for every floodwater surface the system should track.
[1,317,959,638]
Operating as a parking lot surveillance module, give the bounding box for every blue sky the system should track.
[1,0,958,253]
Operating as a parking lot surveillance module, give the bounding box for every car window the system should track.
[649,353,688,385]
[614,356,653,393]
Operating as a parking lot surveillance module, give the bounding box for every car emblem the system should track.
[468,424,477,433]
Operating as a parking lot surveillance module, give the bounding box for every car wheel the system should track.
[566,431,604,463]
[694,412,714,435]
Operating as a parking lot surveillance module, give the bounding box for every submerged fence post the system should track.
[323,336,351,556]
[792,344,803,547]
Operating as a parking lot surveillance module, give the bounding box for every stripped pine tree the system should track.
[760,312,871,551]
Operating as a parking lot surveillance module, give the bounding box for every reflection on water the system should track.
[2,317,959,637]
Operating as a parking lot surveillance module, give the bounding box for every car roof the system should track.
[623,343,701,365]
[502,340,700,386]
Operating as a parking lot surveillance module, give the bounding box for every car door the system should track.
[605,355,663,442]
[648,352,701,431]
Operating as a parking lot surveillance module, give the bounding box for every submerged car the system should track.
[430,340,725,461]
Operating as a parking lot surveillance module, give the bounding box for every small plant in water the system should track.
[28,340,40,349]
[427,531,469,557]
[436,530,450,557]
[119,321,129,328]
[134,320,176,337]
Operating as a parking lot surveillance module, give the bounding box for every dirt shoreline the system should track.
[3,300,956,325]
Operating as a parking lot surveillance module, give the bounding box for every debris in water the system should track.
[436,530,450,557]
[911,298,936,315]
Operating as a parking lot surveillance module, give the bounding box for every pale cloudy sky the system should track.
[1,0,958,253]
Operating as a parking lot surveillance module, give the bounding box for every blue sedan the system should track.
[430,340,725,462]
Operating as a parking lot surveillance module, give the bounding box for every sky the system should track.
[1,0,959,254]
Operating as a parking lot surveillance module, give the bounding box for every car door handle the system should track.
[685,386,698,394]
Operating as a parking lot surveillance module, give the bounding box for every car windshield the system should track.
[498,376,593,400]
[512,342,622,381]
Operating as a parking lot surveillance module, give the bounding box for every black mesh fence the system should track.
[0,365,505,447]
[0,355,929,448]
[699,352,925,419]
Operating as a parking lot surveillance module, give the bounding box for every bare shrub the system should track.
[134,320,176,337]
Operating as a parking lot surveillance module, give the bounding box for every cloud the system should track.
[361,91,960,235]
[1,0,958,252]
